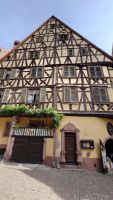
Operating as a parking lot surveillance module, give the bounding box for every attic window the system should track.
[29,51,40,59]
[67,48,74,57]
[50,24,55,29]
[80,47,90,56]
[59,34,68,41]
[36,36,44,43]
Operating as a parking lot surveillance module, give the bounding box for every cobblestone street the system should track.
[0,162,113,200]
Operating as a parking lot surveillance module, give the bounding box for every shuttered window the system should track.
[3,122,12,137]
[2,89,11,103]
[10,69,17,79]
[64,87,78,103]
[31,67,43,78]
[89,66,102,77]
[80,47,89,56]
[20,88,28,103]
[0,69,6,79]
[64,66,76,77]
[92,87,108,103]
[27,88,46,103]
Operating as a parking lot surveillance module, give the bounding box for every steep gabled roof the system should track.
[0,15,113,62]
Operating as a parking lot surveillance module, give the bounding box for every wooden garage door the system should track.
[11,137,44,163]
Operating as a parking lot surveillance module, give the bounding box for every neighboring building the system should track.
[0,16,113,170]
[0,48,9,59]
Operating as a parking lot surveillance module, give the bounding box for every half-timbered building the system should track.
[0,16,113,170]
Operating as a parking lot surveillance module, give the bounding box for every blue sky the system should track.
[0,0,113,55]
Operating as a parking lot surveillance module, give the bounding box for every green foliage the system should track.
[0,105,63,128]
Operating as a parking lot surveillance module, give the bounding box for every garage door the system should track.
[11,137,44,163]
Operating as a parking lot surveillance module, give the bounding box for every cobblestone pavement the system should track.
[0,162,113,200]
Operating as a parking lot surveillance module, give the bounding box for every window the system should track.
[3,122,12,137]
[64,87,78,103]
[59,34,68,41]
[36,36,44,43]
[27,88,46,103]
[89,66,103,77]
[67,48,74,57]
[29,51,39,59]
[64,66,76,77]
[92,87,108,103]
[50,24,55,29]
[80,47,90,56]
[31,67,43,78]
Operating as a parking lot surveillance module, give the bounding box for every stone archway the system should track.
[60,123,83,164]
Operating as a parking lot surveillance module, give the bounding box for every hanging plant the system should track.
[0,105,63,128]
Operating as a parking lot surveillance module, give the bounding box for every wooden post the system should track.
[3,116,17,161]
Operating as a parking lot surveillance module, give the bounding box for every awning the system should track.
[12,127,53,138]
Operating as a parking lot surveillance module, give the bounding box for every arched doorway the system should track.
[60,123,83,164]
[105,139,113,162]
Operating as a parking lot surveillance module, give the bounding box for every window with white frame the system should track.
[30,67,43,78]
[64,87,78,103]
[89,66,103,77]
[92,87,108,103]
[63,66,76,77]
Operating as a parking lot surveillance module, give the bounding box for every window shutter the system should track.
[64,67,69,77]
[96,66,102,77]
[71,88,78,102]
[20,88,28,103]
[64,87,70,102]
[37,67,43,77]
[40,88,46,102]
[70,67,75,77]
[92,88,100,102]
[10,69,17,79]
[90,67,95,77]
[31,67,37,78]
[0,69,6,79]
[3,122,12,137]
[2,89,11,103]
[35,90,40,103]
[100,88,108,102]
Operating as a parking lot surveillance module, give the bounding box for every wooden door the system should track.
[11,137,44,163]
[65,133,76,164]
